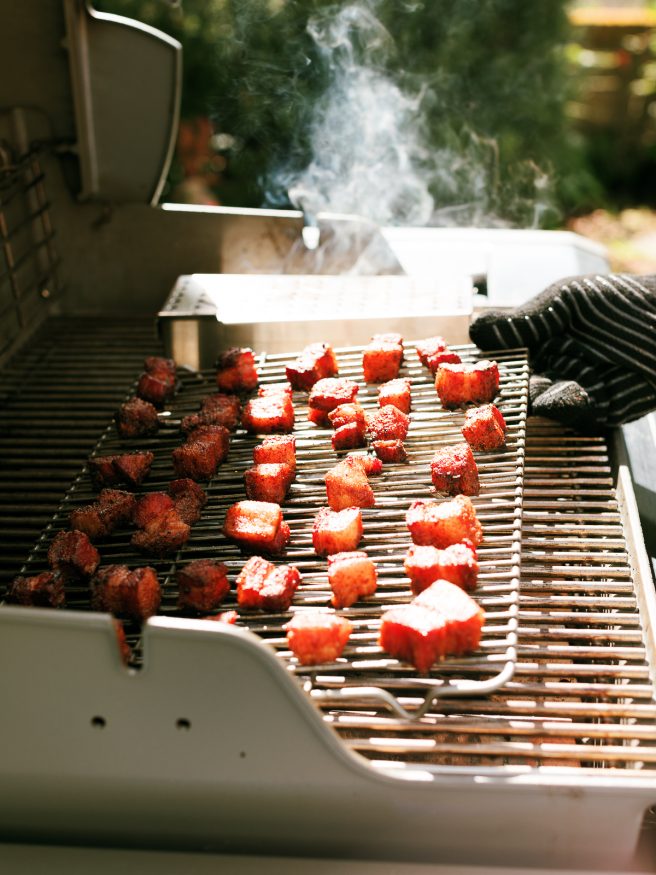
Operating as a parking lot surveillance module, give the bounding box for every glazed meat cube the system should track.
[435,360,500,409]
[253,435,296,474]
[285,612,352,665]
[236,555,300,612]
[133,492,174,528]
[241,393,294,434]
[223,500,289,554]
[285,342,339,390]
[461,404,507,451]
[131,509,190,556]
[327,403,366,430]
[308,378,359,412]
[177,559,231,612]
[172,439,221,481]
[415,336,461,372]
[415,580,484,654]
[209,610,239,624]
[216,347,258,393]
[362,335,403,383]
[325,456,375,511]
[114,397,159,439]
[372,439,407,463]
[136,370,175,408]
[313,506,363,556]
[6,571,66,608]
[71,488,136,540]
[327,550,377,608]
[367,404,410,442]
[244,462,294,504]
[332,421,367,451]
[167,478,207,525]
[378,378,411,413]
[144,356,176,380]
[430,443,480,496]
[406,496,483,548]
[48,530,100,579]
[404,542,479,595]
[87,452,154,489]
[91,564,161,621]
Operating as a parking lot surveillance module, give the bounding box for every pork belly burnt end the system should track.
[144,356,176,380]
[115,397,159,439]
[332,421,367,451]
[200,392,242,426]
[404,542,479,594]
[236,555,300,612]
[435,360,500,409]
[177,560,230,612]
[48,530,100,579]
[462,404,507,451]
[378,378,411,413]
[308,378,359,413]
[216,347,259,393]
[181,397,241,434]
[131,510,190,557]
[415,580,484,653]
[136,356,177,407]
[70,488,137,539]
[168,478,207,525]
[244,463,294,504]
[312,507,363,556]
[133,492,174,528]
[91,565,161,621]
[6,571,66,608]
[172,425,230,480]
[223,500,290,554]
[362,334,404,383]
[373,440,407,463]
[286,342,339,390]
[327,550,377,608]
[406,496,483,548]
[241,393,294,434]
[285,612,352,665]
[325,456,376,511]
[328,403,366,430]
[367,405,410,442]
[415,337,461,372]
[430,443,480,497]
[88,451,154,489]
[253,435,296,473]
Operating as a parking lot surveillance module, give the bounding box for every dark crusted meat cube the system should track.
[133,492,175,528]
[144,356,176,380]
[378,378,411,413]
[136,370,175,408]
[327,550,377,608]
[285,342,339,390]
[435,360,500,408]
[71,488,135,540]
[367,404,410,442]
[285,612,352,665]
[172,438,221,481]
[177,559,231,611]
[185,424,230,461]
[332,421,367,451]
[313,507,363,556]
[91,565,161,621]
[6,571,66,608]
[461,404,507,451]
[216,347,258,392]
[244,462,294,504]
[372,439,407,463]
[253,435,296,473]
[87,452,154,489]
[167,478,207,525]
[181,406,238,435]
[406,496,483,548]
[115,397,159,439]
[223,500,290,554]
[415,580,484,654]
[404,542,479,595]
[241,393,294,434]
[308,378,359,412]
[87,454,120,487]
[379,603,448,673]
[328,403,366,430]
[48,530,100,579]
[236,555,300,611]
[430,443,480,496]
[131,509,191,556]
[199,392,242,429]
[415,336,461,372]
[325,456,375,511]
[362,335,403,383]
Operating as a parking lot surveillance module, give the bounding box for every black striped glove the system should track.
[469,274,656,431]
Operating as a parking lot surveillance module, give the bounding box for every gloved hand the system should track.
[469,273,656,431]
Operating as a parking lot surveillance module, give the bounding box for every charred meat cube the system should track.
[87,452,154,489]
[378,378,411,413]
[435,360,500,409]
[136,370,175,408]
[367,404,410,442]
[415,580,484,654]
[308,378,359,412]
[131,509,190,557]
[372,439,407,463]
[406,496,483,548]
[181,406,238,435]
[216,347,258,393]
[70,488,136,540]
[87,454,120,487]
[312,507,363,556]
[133,492,175,529]
[48,530,100,579]
[404,542,479,595]
[6,571,66,608]
[172,438,221,481]
[91,564,161,621]
[185,424,230,461]
[167,478,207,525]
[223,500,290,554]
[328,403,366,430]
[241,392,294,434]
[285,342,339,390]
[325,456,376,511]
[461,404,507,451]
[430,443,480,496]
[362,334,404,383]
[332,421,367,451]
[327,550,377,608]
[236,555,300,612]
[285,612,352,665]
[114,397,159,439]
[195,392,242,430]
[415,336,461,372]
[379,603,448,673]
[244,462,294,504]
[144,356,176,380]
[253,435,296,474]
[177,559,231,612]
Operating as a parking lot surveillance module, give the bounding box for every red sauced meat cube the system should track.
[236,555,300,612]
[168,478,207,525]
[362,334,404,383]
[430,442,480,496]
[325,456,375,511]
[47,530,100,579]
[285,342,339,390]
[6,571,66,608]
[177,559,231,612]
[253,435,296,473]
[406,496,483,548]
[223,501,289,554]
[328,403,366,430]
[327,550,377,608]
[372,439,407,463]
[461,403,507,451]
[285,612,352,665]
[367,404,410,442]
[332,421,367,451]
[215,347,258,392]
[378,378,411,413]
[415,336,461,372]
[312,506,363,556]
[244,462,294,504]
[241,393,294,434]
[91,564,161,621]
[404,542,479,595]
[114,397,159,439]
[308,378,359,412]
[415,580,484,654]
[435,360,500,409]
